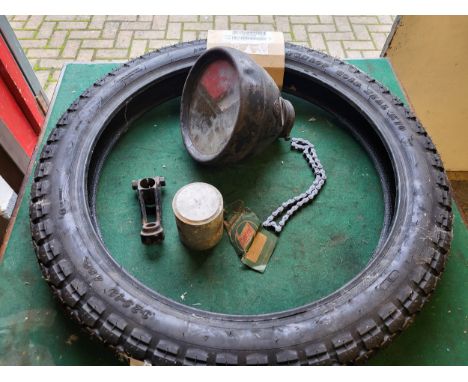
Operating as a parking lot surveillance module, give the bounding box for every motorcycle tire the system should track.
[29,41,453,365]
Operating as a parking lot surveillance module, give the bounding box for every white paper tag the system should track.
[219,30,274,54]
[207,29,285,88]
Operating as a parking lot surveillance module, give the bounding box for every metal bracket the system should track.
[132,177,165,244]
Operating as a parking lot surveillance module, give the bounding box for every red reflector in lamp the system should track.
[180,47,295,165]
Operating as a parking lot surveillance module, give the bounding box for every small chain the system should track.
[263,137,326,233]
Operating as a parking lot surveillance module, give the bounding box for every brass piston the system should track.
[172,182,224,251]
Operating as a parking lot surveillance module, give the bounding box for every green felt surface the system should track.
[0,60,466,365]
[97,95,384,315]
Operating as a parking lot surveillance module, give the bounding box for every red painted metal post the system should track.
[0,33,44,157]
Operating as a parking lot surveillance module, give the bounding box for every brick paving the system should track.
[6,15,395,100]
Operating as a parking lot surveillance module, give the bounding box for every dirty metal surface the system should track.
[132,177,165,244]
[172,182,224,251]
[181,47,294,164]
[0,60,467,365]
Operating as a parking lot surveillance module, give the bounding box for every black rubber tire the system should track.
[29,41,453,365]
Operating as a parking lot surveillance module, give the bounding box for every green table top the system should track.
[0,59,466,365]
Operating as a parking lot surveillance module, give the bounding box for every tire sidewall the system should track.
[33,41,450,364]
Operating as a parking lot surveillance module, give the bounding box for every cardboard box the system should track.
[207,30,285,89]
